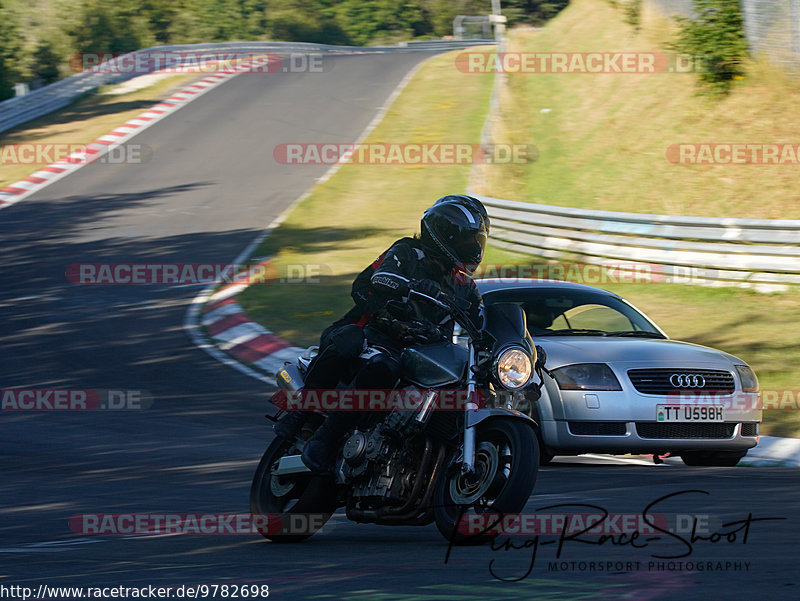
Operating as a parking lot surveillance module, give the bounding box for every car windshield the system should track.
[482,287,665,338]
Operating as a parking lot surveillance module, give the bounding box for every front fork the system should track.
[461,344,478,475]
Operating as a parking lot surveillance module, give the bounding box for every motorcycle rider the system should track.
[273,195,490,474]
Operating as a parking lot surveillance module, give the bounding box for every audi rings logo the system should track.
[670,374,706,388]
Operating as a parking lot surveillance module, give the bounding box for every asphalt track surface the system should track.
[1,51,798,601]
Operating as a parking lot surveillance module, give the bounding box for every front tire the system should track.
[680,450,747,467]
[434,419,539,544]
[249,436,338,543]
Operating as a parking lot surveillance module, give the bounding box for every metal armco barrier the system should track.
[0,39,494,135]
[474,193,800,290]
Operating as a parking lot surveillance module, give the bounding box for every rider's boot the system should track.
[301,413,351,474]
[273,410,307,440]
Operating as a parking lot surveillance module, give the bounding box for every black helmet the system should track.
[434,194,490,233]
[421,200,488,273]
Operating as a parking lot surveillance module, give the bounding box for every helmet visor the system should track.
[453,227,487,269]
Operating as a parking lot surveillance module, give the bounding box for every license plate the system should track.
[656,405,724,422]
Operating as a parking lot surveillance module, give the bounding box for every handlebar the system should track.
[408,288,484,344]
[408,288,449,310]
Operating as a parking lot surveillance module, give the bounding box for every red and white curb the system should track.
[199,278,304,378]
[0,57,275,210]
[734,436,800,467]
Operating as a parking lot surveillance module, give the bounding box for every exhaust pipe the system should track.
[276,364,305,391]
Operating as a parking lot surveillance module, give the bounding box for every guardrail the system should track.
[0,39,494,135]
[473,193,800,290]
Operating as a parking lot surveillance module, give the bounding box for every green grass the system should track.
[479,0,800,219]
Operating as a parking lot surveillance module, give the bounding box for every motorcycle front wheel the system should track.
[249,435,338,543]
[434,419,539,544]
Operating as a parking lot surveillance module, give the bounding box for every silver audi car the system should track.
[477,279,762,467]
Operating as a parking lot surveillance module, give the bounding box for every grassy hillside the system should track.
[479,0,800,219]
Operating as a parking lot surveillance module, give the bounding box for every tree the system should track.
[71,1,155,55]
[333,0,426,45]
[0,0,575,95]
[502,0,570,26]
[0,55,13,101]
[0,0,22,100]
[269,10,350,45]
[426,0,490,38]
[265,1,351,45]
[33,41,62,85]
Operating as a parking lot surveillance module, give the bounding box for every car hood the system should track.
[536,337,745,368]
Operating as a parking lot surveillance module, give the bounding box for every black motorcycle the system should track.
[250,290,541,543]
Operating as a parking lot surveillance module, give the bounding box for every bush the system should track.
[623,0,642,31]
[671,0,748,94]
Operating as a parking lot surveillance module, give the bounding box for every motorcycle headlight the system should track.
[734,364,759,392]
[551,363,622,391]
[495,347,533,390]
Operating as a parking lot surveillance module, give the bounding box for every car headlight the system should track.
[551,363,622,391]
[495,347,532,390]
[734,364,759,392]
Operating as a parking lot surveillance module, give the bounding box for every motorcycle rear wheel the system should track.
[249,436,338,543]
[434,419,539,544]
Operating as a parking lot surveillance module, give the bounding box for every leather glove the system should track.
[410,322,445,344]
[391,320,444,345]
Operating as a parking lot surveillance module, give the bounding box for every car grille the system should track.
[741,422,759,437]
[569,421,627,436]
[627,368,735,395]
[635,422,736,439]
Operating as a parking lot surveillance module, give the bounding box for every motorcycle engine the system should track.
[341,410,421,506]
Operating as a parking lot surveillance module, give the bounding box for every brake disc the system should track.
[449,442,500,505]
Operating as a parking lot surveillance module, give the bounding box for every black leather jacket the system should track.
[330,237,483,340]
